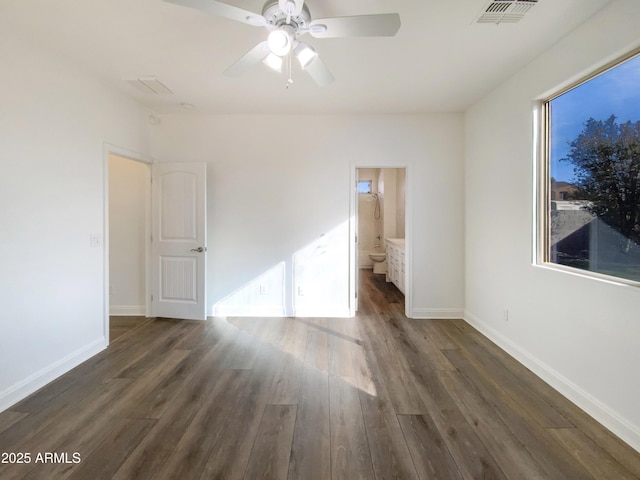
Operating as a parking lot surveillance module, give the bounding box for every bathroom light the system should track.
[294,42,318,69]
[263,52,283,72]
[267,29,293,57]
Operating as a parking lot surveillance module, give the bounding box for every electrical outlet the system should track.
[89,234,102,248]
[259,284,267,295]
[297,286,304,296]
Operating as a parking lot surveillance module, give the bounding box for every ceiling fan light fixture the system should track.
[267,29,293,56]
[294,42,317,69]
[263,52,283,72]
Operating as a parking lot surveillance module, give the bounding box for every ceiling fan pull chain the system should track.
[286,51,293,89]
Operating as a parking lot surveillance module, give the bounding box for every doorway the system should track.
[106,152,151,342]
[351,167,410,316]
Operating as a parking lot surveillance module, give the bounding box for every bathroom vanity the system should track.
[386,238,405,294]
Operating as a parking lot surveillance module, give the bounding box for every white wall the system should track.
[0,31,151,410]
[464,0,640,451]
[108,155,149,315]
[151,114,464,319]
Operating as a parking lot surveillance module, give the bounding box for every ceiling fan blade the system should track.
[304,56,334,87]
[163,0,265,27]
[309,13,400,38]
[223,41,269,77]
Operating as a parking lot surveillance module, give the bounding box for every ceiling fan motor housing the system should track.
[262,0,310,30]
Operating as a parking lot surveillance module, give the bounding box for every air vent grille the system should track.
[125,76,173,95]
[477,0,538,24]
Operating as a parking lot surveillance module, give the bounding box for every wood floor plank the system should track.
[280,318,310,361]
[155,369,254,480]
[329,375,375,480]
[197,357,281,480]
[397,353,508,479]
[288,365,331,480]
[66,418,155,480]
[548,427,638,480]
[128,319,240,419]
[443,347,594,480]
[10,349,189,480]
[438,370,550,479]
[112,364,238,479]
[396,318,457,371]
[359,387,420,480]
[397,414,463,480]
[243,404,297,480]
[417,319,460,350]
[265,351,304,405]
[357,313,427,414]
[109,316,149,342]
[0,378,133,479]
[304,323,330,372]
[0,410,28,436]
[441,321,574,429]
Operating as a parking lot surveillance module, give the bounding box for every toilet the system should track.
[368,252,387,274]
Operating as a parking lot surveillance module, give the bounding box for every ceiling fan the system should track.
[163,0,401,86]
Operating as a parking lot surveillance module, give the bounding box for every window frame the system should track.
[535,48,640,288]
[357,180,372,194]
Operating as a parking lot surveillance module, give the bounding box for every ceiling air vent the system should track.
[125,76,173,95]
[477,0,538,24]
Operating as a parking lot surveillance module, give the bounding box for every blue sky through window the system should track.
[550,54,640,182]
[357,180,372,194]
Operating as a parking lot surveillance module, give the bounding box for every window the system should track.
[358,180,372,194]
[539,51,640,284]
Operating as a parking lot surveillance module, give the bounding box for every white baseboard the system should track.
[412,308,464,319]
[294,306,352,318]
[213,305,287,317]
[464,310,640,454]
[109,305,145,316]
[0,338,106,412]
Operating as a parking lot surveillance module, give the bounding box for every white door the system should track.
[151,162,207,320]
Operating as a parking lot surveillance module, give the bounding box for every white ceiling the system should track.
[2,0,613,114]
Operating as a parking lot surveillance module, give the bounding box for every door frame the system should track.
[349,164,412,318]
[103,143,153,345]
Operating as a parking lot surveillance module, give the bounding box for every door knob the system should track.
[190,246,206,253]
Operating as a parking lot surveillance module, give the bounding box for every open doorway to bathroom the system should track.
[353,167,407,314]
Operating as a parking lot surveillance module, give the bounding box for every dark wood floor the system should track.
[1,271,639,479]
[109,316,149,342]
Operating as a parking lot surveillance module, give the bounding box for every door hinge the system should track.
[150,294,154,302]
[355,235,358,243]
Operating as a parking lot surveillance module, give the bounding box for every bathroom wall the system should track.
[380,168,404,242]
[358,168,382,268]
[396,169,406,236]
